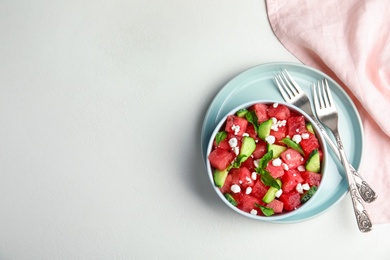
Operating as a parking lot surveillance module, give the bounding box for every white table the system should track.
[0,0,389,259]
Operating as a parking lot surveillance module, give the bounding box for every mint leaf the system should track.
[236,108,248,118]
[255,204,274,217]
[257,169,281,189]
[257,150,273,170]
[215,131,227,146]
[233,154,248,168]
[245,111,259,133]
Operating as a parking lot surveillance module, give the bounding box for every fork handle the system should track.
[333,130,372,232]
[312,117,377,203]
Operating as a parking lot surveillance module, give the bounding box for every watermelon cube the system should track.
[300,133,320,156]
[267,104,291,120]
[281,169,304,193]
[250,103,269,123]
[280,148,304,169]
[266,163,285,178]
[301,171,322,186]
[230,167,254,188]
[225,115,248,136]
[279,191,301,211]
[287,116,306,136]
[266,199,284,213]
[208,148,235,171]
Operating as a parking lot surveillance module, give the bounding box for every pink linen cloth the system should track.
[266,0,390,224]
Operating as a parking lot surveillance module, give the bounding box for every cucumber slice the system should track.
[306,149,320,172]
[262,179,282,204]
[281,137,304,155]
[257,119,273,140]
[233,136,256,168]
[267,144,287,158]
[236,109,248,118]
[306,123,315,134]
[224,193,238,206]
[301,186,318,203]
[213,169,229,188]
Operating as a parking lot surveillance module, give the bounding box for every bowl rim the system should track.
[205,99,329,221]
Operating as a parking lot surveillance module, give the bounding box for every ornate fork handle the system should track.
[334,132,372,232]
[310,114,377,203]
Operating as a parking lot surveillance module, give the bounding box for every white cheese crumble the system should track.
[296,183,304,194]
[298,165,305,172]
[250,209,258,215]
[292,134,302,143]
[302,183,310,191]
[282,163,289,171]
[272,158,282,167]
[286,153,291,160]
[265,135,276,144]
[242,133,249,137]
[301,133,310,139]
[234,146,239,155]
[273,103,279,108]
[231,125,240,135]
[245,187,252,195]
[253,160,259,168]
[228,137,238,148]
[251,172,257,180]
[275,189,283,198]
[231,184,241,193]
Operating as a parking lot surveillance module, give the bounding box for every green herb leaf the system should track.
[255,204,274,217]
[233,154,248,168]
[215,131,227,146]
[257,150,273,170]
[236,109,248,118]
[245,111,259,133]
[259,170,281,189]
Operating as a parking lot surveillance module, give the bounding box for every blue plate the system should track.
[201,62,364,223]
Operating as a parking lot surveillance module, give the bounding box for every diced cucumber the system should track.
[267,144,287,158]
[306,149,320,172]
[236,109,248,118]
[257,119,273,140]
[306,123,315,134]
[213,168,229,188]
[301,186,318,203]
[240,136,256,158]
[281,137,304,155]
[262,179,282,204]
[224,193,238,206]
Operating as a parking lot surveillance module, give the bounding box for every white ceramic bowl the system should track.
[206,100,328,221]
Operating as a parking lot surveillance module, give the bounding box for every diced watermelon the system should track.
[300,133,320,156]
[250,103,269,123]
[230,167,254,188]
[251,179,268,200]
[270,125,287,143]
[220,174,233,193]
[301,171,322,186]
[267,104,291,120]
[241,156,255,172]
[287,116,307,137]
[208,148,235,171]
[266,162,285,178]
[246,123,258,139]
[225,115,248,136]
[280,148,304,169]
[266,199,284,213]
[252,140,267,159]
[213,139,230,150]
[279,191,301,211]
[281,169,304,193]
[235,193,261,213]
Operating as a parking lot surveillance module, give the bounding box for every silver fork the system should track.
[313,79,372,233]
[275,70,377,203]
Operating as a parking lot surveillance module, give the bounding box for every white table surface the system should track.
[1,0,389,259]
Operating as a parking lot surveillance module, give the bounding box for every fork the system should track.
[275,70,377,203]
[313,79,372,233]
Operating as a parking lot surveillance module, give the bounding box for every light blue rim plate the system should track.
[201,62,364,223]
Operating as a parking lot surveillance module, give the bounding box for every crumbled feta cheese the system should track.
[296,129,300,132]
[292,134,302,143]
[231,184,241,193]
[286,153,291,160]
[275,189,283,198]
[282,163,289,171]
[302,183,310,191]
[246,177,252,183]
[228,137,238,148]
[298,165,305,172]
[250,209,258,215]
[242,133,249,137]
[272,158,282,166]
[265,135,276,144]
[271,117,278,124]
[234,146,239,155]
[280,120,287,126]
[296,183,304,194]
[231,124,240,135]
[246,187,252,195]
[251,172,257,180]
[273,103,279,108]
[301,133,310,139]
[253,160,259,168]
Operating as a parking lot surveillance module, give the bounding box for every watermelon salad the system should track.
[208,102,324,217]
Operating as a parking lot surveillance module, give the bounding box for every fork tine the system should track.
[318,80,326,109]
[324,79,334,107]
[275,75,291,101]
[281,71,298,96]
[312,81,320,111]
[282,69,303,93]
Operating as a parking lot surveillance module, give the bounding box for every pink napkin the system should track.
[266,0,390,224]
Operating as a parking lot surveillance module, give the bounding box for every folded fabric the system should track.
[266,0,390,224]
